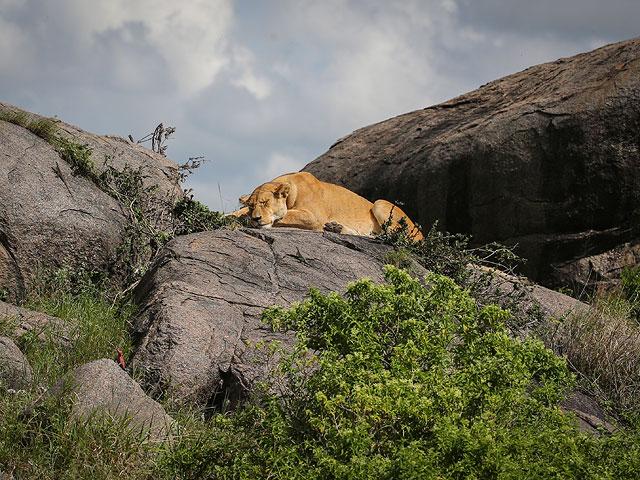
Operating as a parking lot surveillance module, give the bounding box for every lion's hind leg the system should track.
[372,200,423,240]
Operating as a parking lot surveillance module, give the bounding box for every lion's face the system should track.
[240,182,290,228]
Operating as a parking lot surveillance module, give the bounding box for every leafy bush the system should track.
[172,197,235,236]
[621,266,640,321]
[157,267,640,479]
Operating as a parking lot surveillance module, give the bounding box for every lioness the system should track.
[228,172,422,240]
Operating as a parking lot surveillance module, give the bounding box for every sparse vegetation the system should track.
[136,122,176,156]
[378,218,522,286]
[549,282,640,425]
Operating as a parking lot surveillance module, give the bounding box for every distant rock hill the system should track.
[304,37,640,291]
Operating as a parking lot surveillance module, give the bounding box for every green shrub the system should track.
[621,266,640,321]
[159,267,640,479]
[172,197,235,236]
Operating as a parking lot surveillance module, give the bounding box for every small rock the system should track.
[0,301,72,348]
[0,336,33,391]
[48,358,173,442]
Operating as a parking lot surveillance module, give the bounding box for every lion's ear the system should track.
[275,183,290,198]
[239,194,250,205]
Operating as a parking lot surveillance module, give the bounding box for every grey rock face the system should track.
[49,358,173,442]
[0,102,182,300]
[129,227,589,411]
[303,37,640,289]
[0,336,33,391]
[0,120,124,300]
[129,228,403,407]
[0,102,182,200]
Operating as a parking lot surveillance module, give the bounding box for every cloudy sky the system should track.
[1,0,638,212]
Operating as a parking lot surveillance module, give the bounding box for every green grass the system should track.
[0,110,59,144]
[0,267,149,478]
[549,288,640,425]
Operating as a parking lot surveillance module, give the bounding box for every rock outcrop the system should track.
[129,228,400,408]
[303,37,640,290]
[0,102,182,301]
[129,228,586,410]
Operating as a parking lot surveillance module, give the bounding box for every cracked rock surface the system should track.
[303,38,640,290]
[129,227,591,412]
[129,228,402,407]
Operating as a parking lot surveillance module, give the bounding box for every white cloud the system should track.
[261,152,305,181]
[264,1,472,128]
[0,0,273,100]
[0,17,33,75]
[231,46,272,99]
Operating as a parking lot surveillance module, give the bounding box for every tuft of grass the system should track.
[550,290,640,422]
[26,118,59,144]
[0,110,30,127]
[18,266,135,385]
[0,110,59,144]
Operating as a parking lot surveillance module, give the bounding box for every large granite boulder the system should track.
[129,228,398,408]
[303,37,640,290]
[129,228,587,410]
[0,102,182,301]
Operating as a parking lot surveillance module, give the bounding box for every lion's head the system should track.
[239,182,291,228]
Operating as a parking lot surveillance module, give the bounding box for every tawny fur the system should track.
[228,172,422,240]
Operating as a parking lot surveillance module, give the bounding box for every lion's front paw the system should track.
[324,221,343,233]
